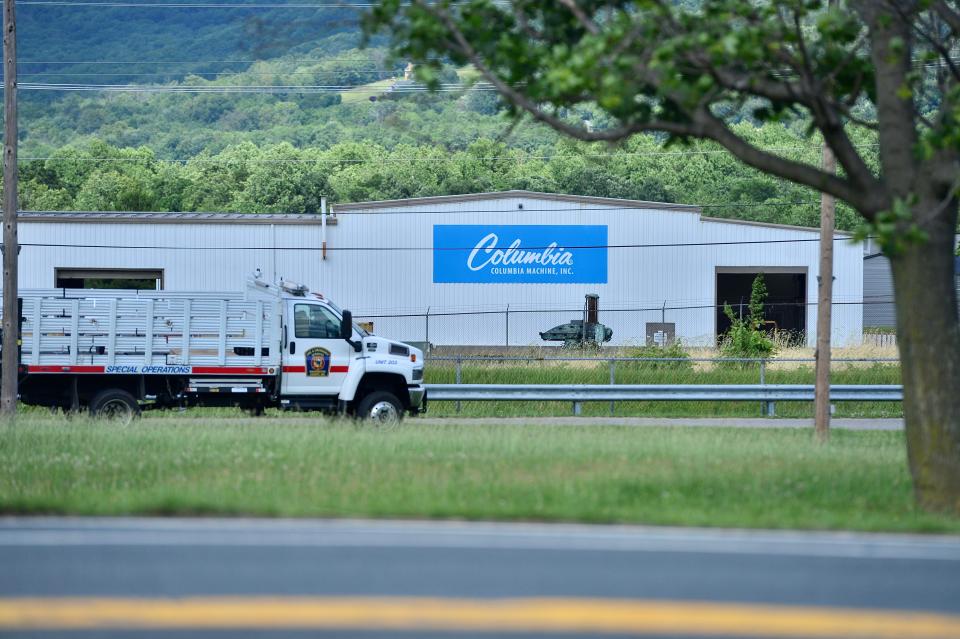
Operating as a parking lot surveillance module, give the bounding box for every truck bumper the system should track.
[408,384,427,414]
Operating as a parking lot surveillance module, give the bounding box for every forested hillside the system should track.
[14,3,873,230]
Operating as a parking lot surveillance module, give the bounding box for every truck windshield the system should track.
[353,321,370,337]
[324,300,370,337]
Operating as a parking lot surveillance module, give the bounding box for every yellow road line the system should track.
[1,597,959,637]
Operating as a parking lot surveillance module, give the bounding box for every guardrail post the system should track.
[760,359,775,417]
[455,355,462,414]
[609,358,616,416]
[573,401,582,416]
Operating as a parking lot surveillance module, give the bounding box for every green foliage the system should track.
[19,128,866,230]
[720,274,776,361]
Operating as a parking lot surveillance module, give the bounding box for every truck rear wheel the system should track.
[89,389,141,423]
[355,391,403,426]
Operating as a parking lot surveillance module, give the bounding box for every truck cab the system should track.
[257,279,426,421]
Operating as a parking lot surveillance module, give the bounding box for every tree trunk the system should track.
[889,200,960,513]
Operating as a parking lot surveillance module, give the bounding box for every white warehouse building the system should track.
[16,190,864,347]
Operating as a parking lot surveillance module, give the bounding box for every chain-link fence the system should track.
[355,299,897,350]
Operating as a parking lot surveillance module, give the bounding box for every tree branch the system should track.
[423,0,889,216]
[557,0,600,35]
[693,109,887,217]
[934,0,960,34]
[913,12,960,83]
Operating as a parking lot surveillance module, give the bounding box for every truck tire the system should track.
[89,389,141,423]
[355,391,403,426]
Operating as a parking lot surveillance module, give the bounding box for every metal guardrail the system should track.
[425,357,902,414]
[424,384,903,402]
[426,357,901,363]
[423,384,903,416]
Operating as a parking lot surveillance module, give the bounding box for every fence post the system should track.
[455,354,462,414]
[425,307,430,347]
[609,358,616,416]
[505,304,509,347]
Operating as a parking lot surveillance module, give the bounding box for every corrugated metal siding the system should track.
[19,221,324,291]
[863,255,897,328]
[862,254,960,330]
[16,195,865,347]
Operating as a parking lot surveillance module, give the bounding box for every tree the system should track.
[366,0,960,512]
[234,143,329,213]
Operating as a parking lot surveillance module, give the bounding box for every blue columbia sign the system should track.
[433,225,608,284]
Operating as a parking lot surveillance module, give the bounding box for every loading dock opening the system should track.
[55,268,164,290]
[715,267,807,341]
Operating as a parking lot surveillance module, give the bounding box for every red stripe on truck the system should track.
[282,365,349,373]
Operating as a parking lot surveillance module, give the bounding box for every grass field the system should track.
[424,361,902,418]
[2,416,957,533]
[340,77,400,104]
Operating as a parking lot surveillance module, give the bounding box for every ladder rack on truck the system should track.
[4,276,427,422]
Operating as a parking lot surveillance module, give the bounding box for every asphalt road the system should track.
[2,517,959,638]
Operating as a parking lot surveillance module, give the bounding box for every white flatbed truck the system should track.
[7,275,426,421]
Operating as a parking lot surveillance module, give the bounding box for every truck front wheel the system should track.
[355,391,403,426]
[89,389,141,423]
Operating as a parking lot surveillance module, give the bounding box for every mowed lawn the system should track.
[2,416,958,533]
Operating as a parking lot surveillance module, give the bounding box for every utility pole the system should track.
[1,0,17,416]
[815,144,835,442]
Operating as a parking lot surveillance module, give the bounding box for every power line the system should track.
[19,82,496,93]
[354,298,893,319]
[18,71,403,78]
[5,154,656,162]
[18,143,876,163]
[18,59,400,65]
[17,236,859,251]
[17,202,825,210]
[19,1,375,7]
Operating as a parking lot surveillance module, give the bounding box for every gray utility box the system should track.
[646,322,676,347]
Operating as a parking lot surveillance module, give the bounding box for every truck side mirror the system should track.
[340,310,353,340]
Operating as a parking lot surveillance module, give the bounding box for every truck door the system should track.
[281,301,354,396]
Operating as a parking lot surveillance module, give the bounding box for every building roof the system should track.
[333,190,837,233]
[18,211,333,225]
[332,190,703,213]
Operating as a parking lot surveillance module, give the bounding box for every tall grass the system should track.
[1,416,955,532]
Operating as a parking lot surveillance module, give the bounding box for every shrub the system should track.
[720,274,777,362]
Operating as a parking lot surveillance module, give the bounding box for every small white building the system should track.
[17,190,864,347]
